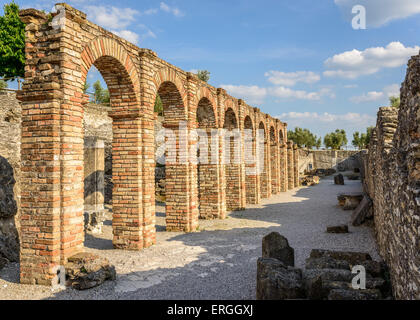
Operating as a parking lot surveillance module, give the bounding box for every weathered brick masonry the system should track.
[362,53,420,299]
[14,4,300,285]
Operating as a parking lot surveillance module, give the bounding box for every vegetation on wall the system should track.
[389,96,400,108]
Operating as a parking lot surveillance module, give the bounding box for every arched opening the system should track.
[223,108,241,211]
[270,126,279,194]
[244,116,258,204]
[82,54,140,250]
[154,81,191,231]
[259,122,269,198]
[279,130,284,145]
[196,98,218,219]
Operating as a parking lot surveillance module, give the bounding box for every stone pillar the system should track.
[84,137,105,234]
[293,145,299,188]
[280,144,288,192]
[18,9,85,285]
[270,141,279,194]
[287,141,295,189]
[259,128,270,198]
[165,124,199,232]
[244,110,260,205]
[224,129,246,211]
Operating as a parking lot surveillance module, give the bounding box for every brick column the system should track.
[164,122,199,232]
[224,129,246,211]
[280,144,288,192]
[293,144,299,188]
[18,9,85,285]
[84,137,105,234]
[287,141,295,189]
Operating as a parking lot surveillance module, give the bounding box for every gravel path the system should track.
[0,175,379,300]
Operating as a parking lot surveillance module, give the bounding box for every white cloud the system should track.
[324,42,420,79]
[334,0,420,27]
[112,30,140,44]
[269,86,335,101]
[278,112,374,124]
[85,6,139,30]
[350,83,400,103]
[220,84,335,104]
[264,71,320,86]
[220,85,267,105]
[160,2,184,17]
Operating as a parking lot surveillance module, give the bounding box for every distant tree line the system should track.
[288,126,375,150]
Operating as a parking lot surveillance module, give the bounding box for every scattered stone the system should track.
[64,252,116,290]
[337,192,364,210]
[351,196,373,226]
[256,258,305,300]
[326,225,349,233]
[334,174,344,185]
[262,232,295,266]
[346,174,360,180]
[328,288,382,300]
[310,249,372,265]
[300,175,320,186]
[84,210,106,234]
[305,256,350,270]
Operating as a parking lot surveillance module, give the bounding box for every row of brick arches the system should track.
[17,5,299,285]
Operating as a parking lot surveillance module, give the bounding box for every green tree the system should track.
[83,81,90,94]
[287,127,321,149]
[352,126,374,149]
[389,96,400,108]
[0,2,25,79]
[196,70,210,82]
[315,137,322,150]
[0,79,7,89]
[324,129,347,150]
[92,80,110,104]
[154,94,163,115]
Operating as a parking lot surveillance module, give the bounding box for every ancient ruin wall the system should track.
[364,54,420,300]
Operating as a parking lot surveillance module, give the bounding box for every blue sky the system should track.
[5,0,420,145]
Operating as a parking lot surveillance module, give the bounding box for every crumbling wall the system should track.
[363,53,420,300]
[298,149,362,174]
[0,92,21,263]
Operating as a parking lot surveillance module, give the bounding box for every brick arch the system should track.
[258,121,267,140]
[279,129,285,144]
[195,87,218,125]
[224,107,238,129]
[80,36,140,105]
[244,115,253,129]
[197,97,217,128]
[151,67,188,116]
[269,126,276,143]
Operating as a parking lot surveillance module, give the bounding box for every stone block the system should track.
[326,225,349,233]
[334,174,344,185]
[351,195,373,226]
[262,232,294,266]
[65,252,116,290]
[257,258,305,300]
